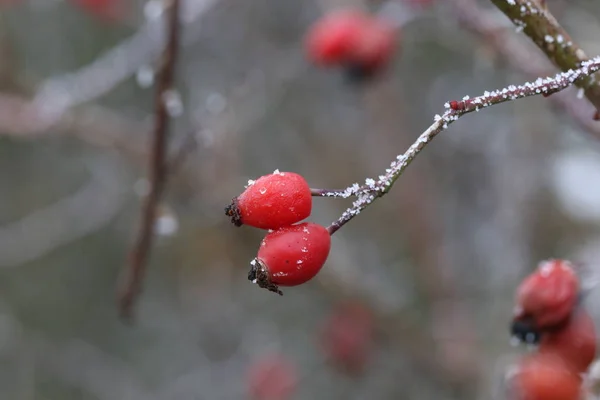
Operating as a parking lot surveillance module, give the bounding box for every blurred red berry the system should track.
[305,9,369,66]
[320,301,374,374]
[539,309,597,374]
[67,0,128,23]
[347,17,397,74]
[514,259,580,330]
[226,171,312,230]
[249,222,331,294]
[512,353,582,400]
[247,354,297,400]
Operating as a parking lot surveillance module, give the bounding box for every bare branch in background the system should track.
[30,0,218,126]
[489,0,600,115]
[0,92,150,157]
[0,157,127,267]
[118,0,182,320]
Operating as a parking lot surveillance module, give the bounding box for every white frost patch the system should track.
[136,65,154,88]
[272,169,284,176]
[551,148,600,222]
[206,92,227,115]
[154,212,179,236]
[538,260,555,277]
[144,0,164,21]
[162,89,183,117]
[544,35,554,43]
[259,187,267,194]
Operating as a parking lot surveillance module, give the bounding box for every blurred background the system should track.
[0,0,600,398]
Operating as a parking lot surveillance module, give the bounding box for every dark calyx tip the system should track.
[510,317,541,345]
[343,63,377,84]
[249,258,283,296]
[224,197,243,227]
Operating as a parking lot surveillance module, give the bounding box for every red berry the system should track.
[514,259,580,330]
[319,301,374,375]
[226,171,312,230]
[249,222,331,294]
[347,17,397,73]
[247,354,297,400]
[539,309,597,374]
[305,9,369,66]
[511,353,582,400]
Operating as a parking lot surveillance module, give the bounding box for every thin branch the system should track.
[449,0,600,141]
[310,187,363,197]
[117,0,181,320]
[489,0,600,114]
[326,56,600,235]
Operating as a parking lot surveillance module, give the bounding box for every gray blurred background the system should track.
[1,0,600,398]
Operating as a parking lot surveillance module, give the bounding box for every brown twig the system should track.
[489,0,600,115]
[117,0,181,320]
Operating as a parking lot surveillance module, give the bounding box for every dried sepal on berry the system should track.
[248,258,283,296]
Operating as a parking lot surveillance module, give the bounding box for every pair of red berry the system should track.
[225,170,331,294]
[305,9,398,80]
[509,259,597,400]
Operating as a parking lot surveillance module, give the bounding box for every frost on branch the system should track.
[326,56,600,234]
[490,0,600,113]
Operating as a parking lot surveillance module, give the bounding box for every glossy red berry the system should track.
[539,309,597,374]
[511,353,582,400]
[249,222,331,294]
[319,301,374,375]
[247,354,297,400]
[226,171,312,230]
[305,9,369,66]
[514,259,580,330]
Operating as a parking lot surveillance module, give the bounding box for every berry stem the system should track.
[117,0,181,321]
[326,57,600,234]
